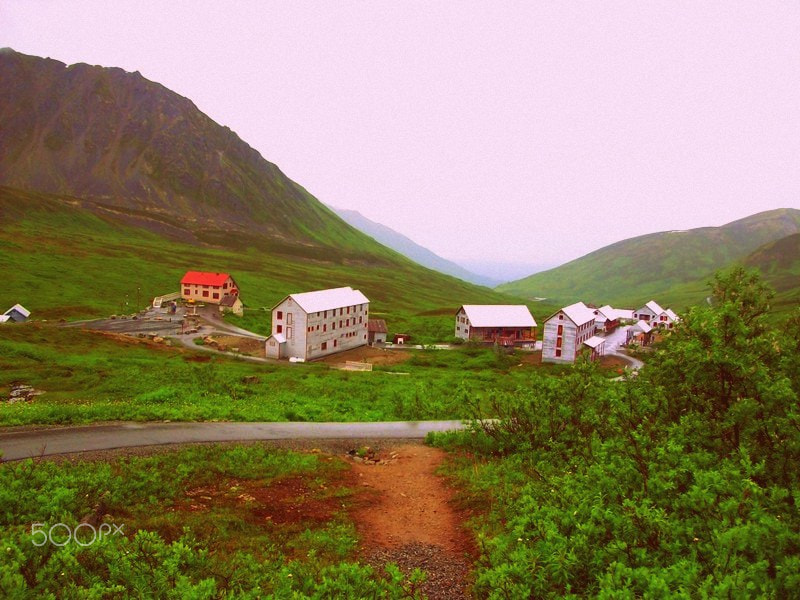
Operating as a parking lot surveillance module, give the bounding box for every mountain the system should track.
[744,233,800,314]
[498,208,800,308]
[0,48,395,258]
[0,49,515,338]
[329,207,500,287]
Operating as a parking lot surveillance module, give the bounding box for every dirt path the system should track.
[349,444,474,599]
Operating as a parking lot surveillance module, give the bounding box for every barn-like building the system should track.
[454,305,537,347]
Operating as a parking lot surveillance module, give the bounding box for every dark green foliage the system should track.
[434,268,800,597]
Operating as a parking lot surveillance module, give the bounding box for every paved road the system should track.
[0,421,468,462]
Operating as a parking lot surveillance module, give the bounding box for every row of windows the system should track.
[306,316,364,332]
[184,288,220,300]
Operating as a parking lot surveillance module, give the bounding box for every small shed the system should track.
[393,333,411,345]
[627,320,654,346]
[219,294,244,317]
[265,333,287,359]
[368,319,388,345]
[582,335,606,361]
[3,304,30,323]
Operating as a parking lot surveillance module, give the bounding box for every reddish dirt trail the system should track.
[349,444,475,599]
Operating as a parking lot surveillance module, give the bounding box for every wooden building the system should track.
[454,305,537,347]
[626,320,654,346]
[2,304,30,323]
[218,294,244,317]
[368,319,388,345]
[265,286,369,360]
[542,301,597,363]
[181,271,239,305]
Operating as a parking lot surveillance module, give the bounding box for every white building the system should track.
[265,286,369,360]
[542,301,598,363]
[634,300,679,329]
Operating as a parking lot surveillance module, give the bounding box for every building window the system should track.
[287,327,292,339]
[202,290,209,297]
[332,322,336,330]
[212,293,219,299]
[556,349,562,357]
[277,311,283,320]
[339,320,343,328]
[559,314,563,320]
[557,337,562,348]
[557,324,563,335]
[287,313,293,325]
[276,325,283,333]
[323,324,327,332]
[322,342,327,350]
[333,339,337,347]
[183,288,190,295]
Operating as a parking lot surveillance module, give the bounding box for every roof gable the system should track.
[555,301,595,326]
[643,300,665,315]
[460,305,536,328]
[181,271,232,286]
[4,304,30,318]
[368,319,388,333]
[583,335,606,349]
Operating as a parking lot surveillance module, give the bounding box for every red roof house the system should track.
[180,271,239,304]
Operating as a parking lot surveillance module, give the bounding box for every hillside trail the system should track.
[349,444,475,599]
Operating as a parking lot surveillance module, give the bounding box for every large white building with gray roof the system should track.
[454,304,537,347]
[265,286,369,360]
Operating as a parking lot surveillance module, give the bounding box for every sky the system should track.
[3,2,800,278]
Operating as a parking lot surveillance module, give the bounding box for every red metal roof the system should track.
[180,271,232,286]
[368,319,387,333]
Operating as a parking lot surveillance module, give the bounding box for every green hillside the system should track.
[499,209,800,309]
[0,186,526,340]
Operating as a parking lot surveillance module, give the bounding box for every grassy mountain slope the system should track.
[329,206,500,287]
[498,209,800,308]
[0,186,519,340]
[0,48,394,256]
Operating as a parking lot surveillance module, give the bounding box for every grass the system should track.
[0,445,419,596]
[0,324,586,427]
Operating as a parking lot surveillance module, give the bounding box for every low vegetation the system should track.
[0,445,424,597]
[0,326,582,427]
[432,268,800,597]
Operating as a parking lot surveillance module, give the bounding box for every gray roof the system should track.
[460,305,536,328]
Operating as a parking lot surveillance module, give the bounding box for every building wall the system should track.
[369,331,387,345]
[634,306,658,322]
[272,298,369,360]
[542,311,595,363]
[454,308,470,340]
[181,276,237,305]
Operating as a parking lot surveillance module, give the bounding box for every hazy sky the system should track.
[4,2,800,274]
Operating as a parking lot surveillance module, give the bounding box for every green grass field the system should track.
[0,324,582,427]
